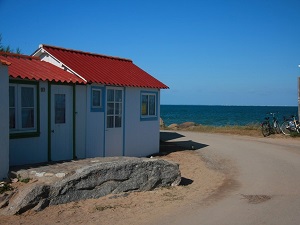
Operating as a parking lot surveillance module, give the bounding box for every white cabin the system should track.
[0,46,168,178]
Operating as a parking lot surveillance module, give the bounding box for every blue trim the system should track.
[122,87,126,156]
[90,86,105,112]
[140,90,158,121]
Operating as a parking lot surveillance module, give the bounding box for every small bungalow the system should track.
[0,46,168,178]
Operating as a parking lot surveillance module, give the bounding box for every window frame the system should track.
[91,86,104,112]
[106,88,123,128]
[140,91,158,121]
[9,80,40,139]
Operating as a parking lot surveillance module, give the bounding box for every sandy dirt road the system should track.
[1,131,299,225]
[153,131,300,225]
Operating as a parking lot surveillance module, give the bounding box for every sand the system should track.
[0,150,226,225]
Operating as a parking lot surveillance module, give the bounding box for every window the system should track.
[9,83,37,134]
[91,87,104,112]
[141,92,157,120]
[106,89,123,128]
[92,89,101,108]
[55,94,66,124]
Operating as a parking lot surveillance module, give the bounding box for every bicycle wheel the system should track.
[296,121,300,133]
[261,122,270,137]
[273,121,281,134]
[280,121,291,135]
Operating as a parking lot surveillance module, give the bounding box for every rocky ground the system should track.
[0,148,226,225]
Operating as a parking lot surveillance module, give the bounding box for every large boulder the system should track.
[168,123,179,130]
[1,157,181,215]
[179,122,197,129]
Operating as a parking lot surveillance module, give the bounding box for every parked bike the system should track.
[280,115,300,135]
[261,113,281,137]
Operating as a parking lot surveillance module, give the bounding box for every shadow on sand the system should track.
[159,131,209,187]
[159,131,209,154]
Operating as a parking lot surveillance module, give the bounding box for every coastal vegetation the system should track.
[161,120,300,138]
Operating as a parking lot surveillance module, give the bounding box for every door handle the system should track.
[51,130,54,133]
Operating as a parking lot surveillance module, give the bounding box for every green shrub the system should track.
[290,132,300,138]
[0,183,13,194]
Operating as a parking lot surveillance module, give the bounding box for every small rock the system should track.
[55,173,66,178]
[44,173,54,177]
[90,160,100,163]
[35,172,45,177]
[11,178,18,183]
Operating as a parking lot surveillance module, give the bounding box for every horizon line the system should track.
[161,104,298,107]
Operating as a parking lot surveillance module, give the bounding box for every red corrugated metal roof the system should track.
[40,44,169,89]
[0,52,86,84]
[0,59,11,66]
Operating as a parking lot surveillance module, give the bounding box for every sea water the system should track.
[160,105,298,126]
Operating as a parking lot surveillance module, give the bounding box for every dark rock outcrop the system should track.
[1,157,181,215]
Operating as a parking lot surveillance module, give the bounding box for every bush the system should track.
[0,182,13,194]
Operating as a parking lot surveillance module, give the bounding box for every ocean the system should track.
[160,105,299,127]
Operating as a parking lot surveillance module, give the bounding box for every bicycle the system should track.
[280,115,300,135]
[261,113,281,137]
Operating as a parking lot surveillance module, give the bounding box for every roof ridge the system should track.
[41,44,133,62]
[0,51,40,61]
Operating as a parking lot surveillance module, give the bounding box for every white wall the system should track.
[39,52,62,68]
[0,64,9,179]
[10,81,48,166]
[85,85,105,157]
[124,87,160,157]
[75,85,87,159]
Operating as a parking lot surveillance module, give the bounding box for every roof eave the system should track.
[33,45,88,83]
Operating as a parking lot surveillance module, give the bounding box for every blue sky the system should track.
[1,0,299,106]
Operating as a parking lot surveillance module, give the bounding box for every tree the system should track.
[0,34,21,53]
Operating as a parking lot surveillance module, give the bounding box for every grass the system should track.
[95,205,116,211]
[290,132,300,138]
[163,123,300,138]
[17,174,31,183]
[163,123,262,137]
[20,178,31,183]
[192,124,261,136]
